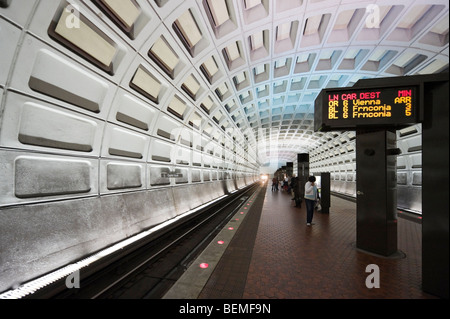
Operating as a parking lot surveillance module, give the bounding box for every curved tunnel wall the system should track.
[309,125,423,213]
[0,1,258,292]
[1,0,443,293]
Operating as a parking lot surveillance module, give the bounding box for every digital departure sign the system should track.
[314,86,420,131]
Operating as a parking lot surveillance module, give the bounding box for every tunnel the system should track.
[0,0,448,297]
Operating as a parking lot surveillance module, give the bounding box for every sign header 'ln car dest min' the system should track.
[314,85,421,132]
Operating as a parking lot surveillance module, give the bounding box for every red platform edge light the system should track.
[228,227,234,230]
[217,240,224,245]
[199,263,209,269]
[398,210,423,220]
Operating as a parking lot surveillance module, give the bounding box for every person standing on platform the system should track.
[272,177,278,191]
[304,176,318,225]
[291,177,301,207]
[284,177,289,191]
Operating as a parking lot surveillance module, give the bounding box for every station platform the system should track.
[164,183,437,299]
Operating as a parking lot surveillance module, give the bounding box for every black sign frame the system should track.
[314,84,421,132]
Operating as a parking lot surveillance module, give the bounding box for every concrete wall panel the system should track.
[0,92,104,156]
[0,151,98,206]
[0,187,180,292]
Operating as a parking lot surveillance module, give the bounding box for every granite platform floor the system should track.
[197,184,436,299]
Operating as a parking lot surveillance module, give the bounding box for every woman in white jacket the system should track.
[304,176,318,225]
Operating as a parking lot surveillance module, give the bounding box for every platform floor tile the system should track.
[199,185,436,299]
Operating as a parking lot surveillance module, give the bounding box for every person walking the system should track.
[304,176,318,225]
[272,177,277,191]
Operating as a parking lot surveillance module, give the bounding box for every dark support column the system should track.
[320,172,330,214]
[355,130,398,257]
[422,79,449,299]
[286,162,293,178]
[297,153,309,202]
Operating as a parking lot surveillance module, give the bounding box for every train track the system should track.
[26,183,260,299]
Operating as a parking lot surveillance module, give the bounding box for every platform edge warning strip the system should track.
[162,185,266,299]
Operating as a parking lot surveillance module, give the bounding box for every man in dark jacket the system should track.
[290,177,302,207]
